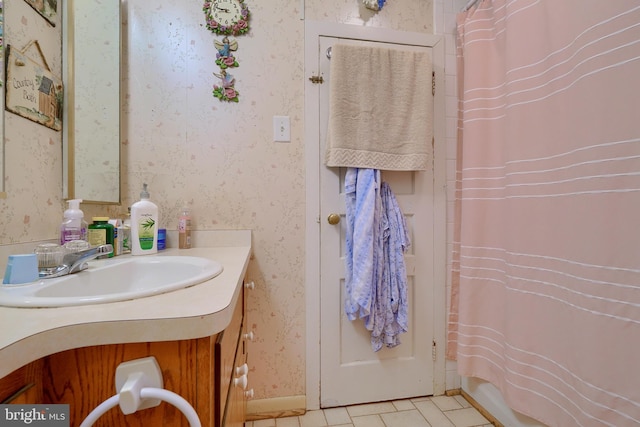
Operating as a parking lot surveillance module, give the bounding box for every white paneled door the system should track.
[317,35,436,408]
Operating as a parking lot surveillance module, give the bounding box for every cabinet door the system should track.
[242,280,254,399]
[216,291,244,427]
[0,361,43,404]
[43,341,206,427]
[222,329,246,427]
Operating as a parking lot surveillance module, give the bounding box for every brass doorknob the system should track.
[327,213,340,225]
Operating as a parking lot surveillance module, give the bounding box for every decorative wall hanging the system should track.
[204,0,250,36]
[363,0,386,11]
[23,0,58,26]
[5,41,63,131]
[214,36,238,69]
[212,70,238,102]
[203,0,251,102]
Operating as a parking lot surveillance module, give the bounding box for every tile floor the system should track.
[245,395,493,427]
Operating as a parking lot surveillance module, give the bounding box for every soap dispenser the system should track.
[130,183,159,255]
[60,199,88,245]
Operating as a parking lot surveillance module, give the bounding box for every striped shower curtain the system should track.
[448,1,640,426]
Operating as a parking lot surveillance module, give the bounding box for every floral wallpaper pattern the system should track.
[0,0,435,402]
[1,0,62,244]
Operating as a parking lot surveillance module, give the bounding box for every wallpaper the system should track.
[1,0,62,243]
[0,0,435,401]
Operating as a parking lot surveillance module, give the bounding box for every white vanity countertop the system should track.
[0,230,252,378]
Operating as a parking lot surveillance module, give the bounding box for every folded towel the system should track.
[326,43,433,171]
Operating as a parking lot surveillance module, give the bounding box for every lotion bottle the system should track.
[130,183,159,255]
[178,204,192,249]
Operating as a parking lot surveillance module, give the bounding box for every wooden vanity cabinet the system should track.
[216,287,247,427]
[44,339,209,426]
[223,333,247,427]
[220,280,253,427]
[0,362,43,404]
[0,287,249,427]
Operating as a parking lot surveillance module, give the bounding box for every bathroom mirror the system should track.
[62,0,120,203]
[0,2,5,198]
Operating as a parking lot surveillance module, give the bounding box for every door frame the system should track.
[304,20,447,410]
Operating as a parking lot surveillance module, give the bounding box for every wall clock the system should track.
[203,0,250,102]
[204,0,250,36]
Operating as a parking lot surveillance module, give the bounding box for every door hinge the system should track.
[432,340,437,362]
[309,75,324,84]
[431,137,435,170]
[432,71,435,96]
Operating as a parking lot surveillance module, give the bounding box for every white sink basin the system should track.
[0,255,223,308]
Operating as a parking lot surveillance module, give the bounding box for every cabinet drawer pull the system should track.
[245,281,255,290]
[235,363,249,376]
[233,374,248,390]
[243,331,255,341]
[244,389,254,399]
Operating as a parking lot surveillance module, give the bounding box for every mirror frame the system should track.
[0,1,4,199]
[62,0,121,204]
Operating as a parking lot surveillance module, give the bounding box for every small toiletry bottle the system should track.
[60,199,88,245]
[87,217,115,258]
[130,183,159,256]
[178,205,192,249]
[157,228,167,250]
[122,208,132,254]
[108,219,123,256]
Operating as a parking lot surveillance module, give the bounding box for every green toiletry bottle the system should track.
[87,217,115,258]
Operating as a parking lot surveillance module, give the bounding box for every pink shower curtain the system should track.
[448,1,640,426]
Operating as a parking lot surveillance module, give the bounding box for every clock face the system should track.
[205,0,250,36]
[212,0,242,25]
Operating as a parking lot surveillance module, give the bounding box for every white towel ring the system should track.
[79,387,202,427]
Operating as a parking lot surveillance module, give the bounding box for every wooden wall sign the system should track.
[5,41,62,131]
[23,0,58,26]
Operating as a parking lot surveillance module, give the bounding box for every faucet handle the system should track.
[35,243,65,270]
[64,240,91,253]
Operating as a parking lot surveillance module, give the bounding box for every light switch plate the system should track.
[273,116,291,142]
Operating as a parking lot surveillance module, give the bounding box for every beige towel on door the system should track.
[325,43,433,171]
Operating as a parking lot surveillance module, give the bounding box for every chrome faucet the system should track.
[39,244,113,279]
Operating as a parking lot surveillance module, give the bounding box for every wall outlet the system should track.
[273,116,291,142]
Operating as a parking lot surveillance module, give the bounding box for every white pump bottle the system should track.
[60,199,88,244]
[130,184,159,255]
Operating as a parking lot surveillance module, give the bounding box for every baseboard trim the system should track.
[453,388,504,427]
[246,395,306,421]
